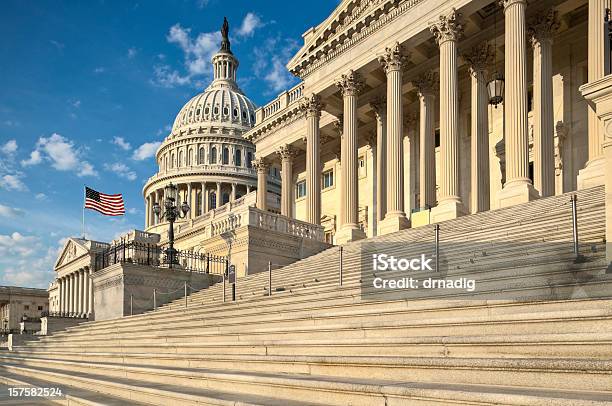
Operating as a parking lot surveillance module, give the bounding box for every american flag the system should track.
[84,187,125,216]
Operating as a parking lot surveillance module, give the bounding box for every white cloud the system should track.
[104,162,137,181]
[152,24,221,87]
[35,193,47,201]
[0,236,65,288]
[0,174,27,191]
[0,232,39,258]
[1,139,17,155]
[195,0,209,8]
[22,133,98,177]
[132,141,161,160]
[21,150,42,166]
[127,47,138,58]
[237,13,263,37]
[72,100,81,108]
[112,136,131,151]
[0,204,23,218]
[253,37,300,94]
[93,67,106,74]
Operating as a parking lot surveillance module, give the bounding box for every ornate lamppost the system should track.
[152,183,190,268]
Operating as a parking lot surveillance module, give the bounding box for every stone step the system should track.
[0,372,150,405]
[1,358,612,405]
[60,253,607,336]
[0,364,325,406]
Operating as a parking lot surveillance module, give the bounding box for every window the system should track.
[198,148,205,164]
[196,108,201,115]
[222,193,230,204]
[196,191,202,215]
[358,156,366,177]
[205,107,210,115]
[171,153,175,168]
[214,106,219,115]
[242,111,247,119]
[179,151,183,167]
[246,152,253,168]
[434,129,441,148]
[222,147,229,165]
[210,147,217,164]
[235,149,242,166]
[323,170,334,189]
[296,180,306,199]
[209,192,217,210]
[24,305,29,310]
[529,161,534,184]
[223,107,229,116]
[233,108,238,117]
[37,306,43,311]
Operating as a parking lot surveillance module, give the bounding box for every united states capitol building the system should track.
[4,0,612,404]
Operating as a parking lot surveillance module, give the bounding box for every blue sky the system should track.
[0,0,338,288]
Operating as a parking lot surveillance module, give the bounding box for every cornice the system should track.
[289,0,425,79]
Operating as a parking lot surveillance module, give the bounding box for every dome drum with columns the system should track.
[143,18,274,236]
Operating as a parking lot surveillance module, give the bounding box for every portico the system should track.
[246,0,603,244]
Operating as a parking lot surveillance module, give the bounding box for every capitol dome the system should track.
[143,18,275,236]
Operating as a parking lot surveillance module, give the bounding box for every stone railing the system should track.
[176,191,324,242]
[256,82,304,123]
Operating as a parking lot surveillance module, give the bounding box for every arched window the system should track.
[209,192,217,210]
[222,193,230,205]
[246,152,253,168]
[171,153,175,169]
[198,148,205,164]
[222,147,229,165]
[178,151,183,167]
[235,149,242,167]
[210,147,217,164]
[164,156,168,171]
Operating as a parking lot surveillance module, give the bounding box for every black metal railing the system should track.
[93,241,228,275]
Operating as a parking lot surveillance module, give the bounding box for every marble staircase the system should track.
[1,186,611,405]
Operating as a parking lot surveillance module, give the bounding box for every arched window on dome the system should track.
[210,147,217,164]
[233,108,238,118]
[178,151,183,167]
[187,148,193,166]
[222,147,229,165]
[164,156,168,172]
[222,192,230,205]
[171,153,175,169]
[235,149,242,167]
[223,107,229,116]
[246,151,253,168]
[198,148,205,165]
[209,192,217,210]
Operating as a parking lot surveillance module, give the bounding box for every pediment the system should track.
[54,238,89,270]
[288,0,388,73]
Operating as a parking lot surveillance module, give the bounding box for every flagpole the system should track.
[82,185,86,239]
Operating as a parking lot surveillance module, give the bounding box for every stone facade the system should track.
[0,286,48,333]
[244,0,601,245]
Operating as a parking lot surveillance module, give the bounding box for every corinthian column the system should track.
[430,8,466,222]
[497,0,538,207]
[530,10,559,198]
[378,43,410,234]
[413,72,438,210]
[463,43,494,213]
[335,70,367,243]
[88,268,93,317]
[578,0,609,188]
[300,94,324,225]
[278,144,296,218]
[253,159,269,211]
[371,99,387,224]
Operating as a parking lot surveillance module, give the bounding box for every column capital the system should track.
[370,97,387,120]
[499,0,526,11]
[412,71,439,97]
[378,42,409,73]
[335,69,364,97]
[300,93,323,118]
[528,9,560,46]
[430,8,464,45]
[462,43,494,73]
[277,144,297,161]
[252,158,270,173]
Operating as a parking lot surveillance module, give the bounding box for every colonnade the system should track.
[145,182,253,228]
[57,268,93,317]
[251,0,606,243]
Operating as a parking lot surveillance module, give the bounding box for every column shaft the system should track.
[231,183,236,201]
[201,182,206,214]
[372,101,387,222]
[279,145,295,217]
[216,183,222,207]
[497,0,538,207]
[470,68,491,212]
[254,160,269,211]
[301,94,323,225]
[88,269,93,316]
[187,184,193,218]
[82,270,88,315]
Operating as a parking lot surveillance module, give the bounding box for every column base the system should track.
[496,181,539,209]
[335,225,366,245]
[577,157,606,190]
[379,212,410,236]
[430,199,467,223]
